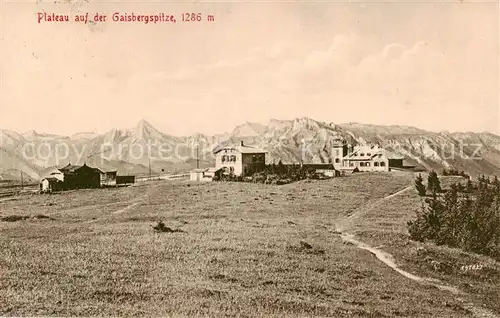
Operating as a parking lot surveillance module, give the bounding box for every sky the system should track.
[0,0,498,136]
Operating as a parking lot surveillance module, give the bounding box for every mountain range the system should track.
[2,117,500,182]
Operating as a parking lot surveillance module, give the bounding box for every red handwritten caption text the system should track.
[37,12,215,24]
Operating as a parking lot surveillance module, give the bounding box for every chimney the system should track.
[240,141,244,146]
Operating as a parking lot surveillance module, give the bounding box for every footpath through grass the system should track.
[354,176,500,316]
[0,174,488,316]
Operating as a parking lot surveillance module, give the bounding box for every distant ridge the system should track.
[2,117,500,180]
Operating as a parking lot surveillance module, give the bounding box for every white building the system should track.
[213,141,267,177]
[331,138,350,170]
[189,167,222,182]
[341,144,404,172]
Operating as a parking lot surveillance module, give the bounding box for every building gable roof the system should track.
[92,167,117,174]
[92,167,105,174]
[59,163,101,174]
[346,145,382,160]
[213,144,267,154]
[345,145,405,161]
[238,145,267,154]
[384,150,405,160]
[42,176,63,182]
[40,166,63,178]
[59,163,83,173]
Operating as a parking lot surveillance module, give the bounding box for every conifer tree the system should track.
[276,160,286,175]
[427,170,442,194]
[409,173,500,260]
[466,179,474,193]
[415,173,426,196]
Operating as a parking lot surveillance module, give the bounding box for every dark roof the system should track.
[93,168,104,174]
[42,176,62,182]
[59,164,83,173]
[92,167,117,174]
[59,163,102,174]
[213,144,267,154]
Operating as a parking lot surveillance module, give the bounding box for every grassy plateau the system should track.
[0,173,498,317]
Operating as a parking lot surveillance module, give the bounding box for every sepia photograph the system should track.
[0,0,499,316]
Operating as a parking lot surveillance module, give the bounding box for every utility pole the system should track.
[20,169,24,190]
[148,158,152,181]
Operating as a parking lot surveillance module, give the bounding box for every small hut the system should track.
[189,168,222,182]
[190,169,205,182]
[40,177,63,193]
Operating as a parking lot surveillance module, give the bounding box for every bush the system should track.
[251,172,267,183]
[215,163,322,185]
[408,174,500,260]
[442,168,469,178]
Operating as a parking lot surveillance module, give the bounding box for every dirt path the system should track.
[335,186,499,318]
[335,186,412,232]
[112,194,148,214]
[82,185,161,223]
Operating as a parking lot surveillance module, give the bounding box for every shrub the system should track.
[215,163,322,185]
[252,172,267,183]
[152,221,184,233]
[442,168,470,178]
[408,174,500,260]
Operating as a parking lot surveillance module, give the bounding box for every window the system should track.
[335,158,340,163]
[366,162,370,167]
[349,162,354,167]
[221,155,227,162]
[374,162,379,167]
[230,155,236,162]
[360,153,365,156]
[367,153,371,156]
[380,162,386,167]
[360,162,365,167]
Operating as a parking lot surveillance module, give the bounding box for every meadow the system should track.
[0,173,498,317]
